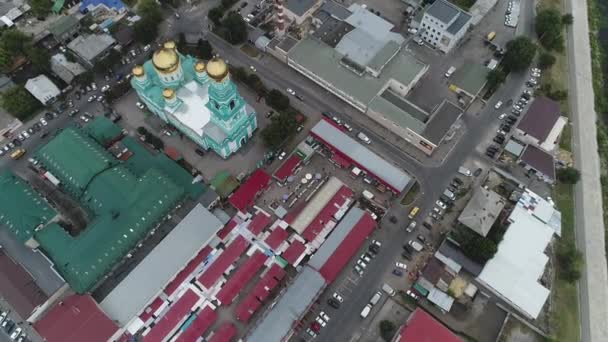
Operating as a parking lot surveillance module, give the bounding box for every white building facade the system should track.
[419,0,471,53]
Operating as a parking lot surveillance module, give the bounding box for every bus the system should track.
[10,148,26,160]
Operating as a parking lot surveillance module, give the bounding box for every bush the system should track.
[536,9,565,51]
[556,242,582,282]
[557,167,581,184]
[538,52,557,69]
[379,320,397,342]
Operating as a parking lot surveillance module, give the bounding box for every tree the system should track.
[196,39,214,60]
[486,69,506,92]
[30,0,51,18]
[261,112,298,149]
[221,12,247,45]
[0,29,32,71]
[556,242,582,282]
[95,49,121,73]
[26,46,50,73]
[535,9,564,51]
[138,0,162,21]
[177,32,187,52]
[562,13,574,25]
[247,74,266,94]
[134,0,162,44]
[557,167,581,184]
[208,7,224,26]
[1,86,41,120]
[76,71,94,86]
[266,89,290,111]
[231,66,247,82]
[379,321,396,342]
[503,36,536,72]
[538,52,557,69]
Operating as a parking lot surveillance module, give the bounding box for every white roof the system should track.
[346,4,394,39]
[100,204,223,326]
[540,116,567,152]
[173,80,211,136]
[290,176,344,234]
[24,75,60,104]
[427,288,454,312]
[477,205,555,319]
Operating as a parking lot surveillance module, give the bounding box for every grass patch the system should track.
[448,0,475,11]
[240,44,260,58]
[550,184,580,342]
[400,181,419,206]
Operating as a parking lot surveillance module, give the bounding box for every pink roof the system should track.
[273,155,302,182]
[252,274,279,301]
[235,294,262,323]
[215,252,268,305]
[144,289,200,342]
[302,186,354,241]
[116,333,133,342]
[209,323,238,342]
[282,240,306,265]
[217,219,238,240]
[265,263,286,281]
[319,212,376,282]
[140,296,166,322]
[398,309,462,342]
[283,201,305,224]
[264,227,289,250]
[331,152,352,168]
[34,295,118,342]
[197,237,250,289]
[229,169,272,211]
[247,212,272,237]
[165,246,213,297]
[175,306,217,342]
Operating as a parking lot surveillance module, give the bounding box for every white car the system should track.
[250,65,257,72]
[315,317,327,327]
[498,113,507,120]
[0,311,7,324]
[278,151,287,160]
[101,85,110,92]
[357,259,367,268]
[407,28,418,34]
[136,102,145,110]
[343,123,353,131]
[80,115,90,123]
[371,239,382,248]
[362,254,372,263]
[306,328,317,337]
[286,88,295,95]
[531,67,541,74]
[435,200,447,210]
[88,95,95,102]
[395,262,407,270]
[10,327,22,339]
[354,264,364,275]
[494,101,503,109]
[319,311,330,321]
[143,44,151,52]
[333,292,344,302]
[40,118,48,126]
[91,82,97,90]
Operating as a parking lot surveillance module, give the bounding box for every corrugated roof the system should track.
[519,145,556,181]
[516,97,561,142]
[311,119,411,192]
[247,266,325,342]
[319,1,351,20]
[228,169,271,211]
[49,15,79,37]
[446,11,471,34]
[458,187,505,237]
[0,250,48,318]
[0,171,56,243]
[397,308,462,342]
[99,204,222,326]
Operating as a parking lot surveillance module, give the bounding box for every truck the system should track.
[43,171,61,187]
[409,240,424,252]
[444,66,456,78]
[382,283,396,296]
[458,166,472,177]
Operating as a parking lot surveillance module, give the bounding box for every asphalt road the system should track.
[565,0,608,341]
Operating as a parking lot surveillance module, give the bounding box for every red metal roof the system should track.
[140,296,166,323]
[165,246,213,297]
[319,212,376,282]
[282,240,307,265]
[197,237,250,289]
[397,308,462,342]
[331,152,352,168]
[217,219,238,240]
[302,186,354,241]
[247,212,272,237]
[264,227,289,250]
[235,294,262,323]
[252,274,279,301]
[175,306,217,342]
[273,155,302,182]
[229,169,272,211]
[0,250,48,318]
[265,263,287,281]
[209,322,238,342]
[215,252,268,305]
[144,289,200,342]
[34,295,118,342]
[164,146,182,161]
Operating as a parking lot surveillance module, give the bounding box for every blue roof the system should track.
[80,0,125,13]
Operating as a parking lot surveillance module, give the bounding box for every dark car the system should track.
[473,168,483,177]
[40,131,49,139]
[392,269,403,276]
[439,194,452,204]
[500,125,511,132]
[486,151,496,158]
[12,139,21,146]
[417,234,427,243]
[295,94,304,101]
[452,177,463,186]
[240,1,247,7]
[327,298,340,309]
[195,149,205,156]
[266,110,274,118]
[45,112,55,120]
[403,244,414,254]
[401,251,412,260]
[422,222,432,230]
[493,137,505,144]
[369,244,380,254]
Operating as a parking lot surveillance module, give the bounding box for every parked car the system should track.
[392,268,403,276]
[286,88,295,95]
[195,149,205,156]
[494,101,503,109]
[328,298,340,308]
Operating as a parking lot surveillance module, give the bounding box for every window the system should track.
[229,100,235,110]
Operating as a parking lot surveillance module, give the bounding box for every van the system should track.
[487,31,496,41]
[357,132,371,144]
[362,190,374,200]
[360,304,372,318]
[10,148,25,160]
[445,66,456,78]
[458,166,472,177]
[382,283,396,296]
[408,206,420,219]
[443,189,456,201]
[370,291,383,305]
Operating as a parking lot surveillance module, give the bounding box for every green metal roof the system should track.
[0,171,56,243]
[83,116,124,147]
[49,15,79,37]
[34,128,117,197]
[35,168,184,293]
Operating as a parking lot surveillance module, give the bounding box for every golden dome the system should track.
[162,88,175,99]
[132,65,144,77]
[206,58,229,82]
[164,41,177,50]
[152,47,179,74]
[194,61,206,73]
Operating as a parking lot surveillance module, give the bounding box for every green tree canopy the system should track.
[26,46,50,73]
[538,52,557,69]
[196,39,214,60]
[134,0,162,44]
[208,7,224,26]
[535,9,565,51]
[379,320,397,342]
[221,12,247,45]
[562,13,574,25]
[1,86,41,120]
[266,89,290,111]
[557,167,581,184]
[31,0,52,18]
[261,112,297,149]
[503,36,537,72]
[556,242,582,282]
[486,68,506,92]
